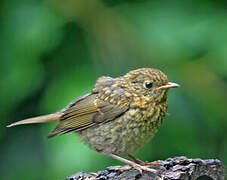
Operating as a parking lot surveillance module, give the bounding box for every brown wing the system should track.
[47,93,128,138]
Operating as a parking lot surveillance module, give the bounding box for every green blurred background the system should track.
[1,0,227,179]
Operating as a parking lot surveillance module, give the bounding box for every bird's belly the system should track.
[79,109,162,156]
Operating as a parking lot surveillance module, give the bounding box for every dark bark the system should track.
[65,156,225,180]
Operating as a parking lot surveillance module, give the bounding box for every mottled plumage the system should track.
[7,68,179,172]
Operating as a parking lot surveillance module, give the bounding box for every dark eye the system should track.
[144,81,153,89]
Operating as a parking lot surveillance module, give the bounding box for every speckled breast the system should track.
[79,104,166,156]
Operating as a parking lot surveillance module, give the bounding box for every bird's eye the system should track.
[144,81,153,89]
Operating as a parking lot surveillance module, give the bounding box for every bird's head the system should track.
[123,68,179,104]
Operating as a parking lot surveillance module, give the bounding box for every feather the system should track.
[48,93,128,138]
[7,113,61,127]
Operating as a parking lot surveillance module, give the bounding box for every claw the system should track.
[127,154,161,166]
[117,165,132,172]
[100,152,157,174]
[113,164,156,173]
[134,164,157,173]
[143,160,161,166]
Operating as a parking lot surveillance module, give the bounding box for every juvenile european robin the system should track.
[7,68,179,172]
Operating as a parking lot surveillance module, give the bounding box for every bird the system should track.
[7,68,179,173]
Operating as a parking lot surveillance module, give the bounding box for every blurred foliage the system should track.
[0,0,227,179]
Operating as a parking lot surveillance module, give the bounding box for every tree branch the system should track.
[65,156,225,180]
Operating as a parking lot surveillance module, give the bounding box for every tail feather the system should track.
[7,113,61,127]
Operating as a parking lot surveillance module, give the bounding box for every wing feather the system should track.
[48,93,128,138]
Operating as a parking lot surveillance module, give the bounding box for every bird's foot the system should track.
[141,160,161,166]
[127,154,161,166]
[131,164,157,173]
[100,152,156,173]
[110,164,156,173]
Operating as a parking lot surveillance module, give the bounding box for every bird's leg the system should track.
[127,154,161,166]
[127,154,145,165]
[100,151,156,173]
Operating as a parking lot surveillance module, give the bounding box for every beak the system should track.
[155,82,180,91]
